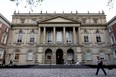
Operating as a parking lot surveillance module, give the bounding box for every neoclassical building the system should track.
[5,11,114,65]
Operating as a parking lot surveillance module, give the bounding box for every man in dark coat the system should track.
[96,56,107,76]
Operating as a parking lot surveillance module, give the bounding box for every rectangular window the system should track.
[66,31,72,43]
[1,35,7,44]
[30,38,34,42]
[57,31,62,43]
[48,31,52,43]
[96,36,101,43]
[115,50,116,55]
[30,33,35,42]
[17,33,23,43]
[111,36,115,44]
[0,22,2,28]
[84,36,89,42]
[0,49,4,59]
[99,52,105,60]
[15,53,19,60]
[28,52,33,60]
[86,52,92,60]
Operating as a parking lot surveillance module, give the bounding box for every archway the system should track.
[45,49,52,64]
[67,49,74,64]
[56,49,63,64]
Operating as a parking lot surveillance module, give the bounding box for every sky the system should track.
[0,0,116,22]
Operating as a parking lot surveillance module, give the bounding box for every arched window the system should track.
[85,51,92,60]
[28,52,33,60]
[15,52,19,60]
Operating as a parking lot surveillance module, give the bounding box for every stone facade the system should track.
[5,11,114,65]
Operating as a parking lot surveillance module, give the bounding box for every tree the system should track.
[107,0,114,9]
[10,0,44,11]
[10,0,114,11]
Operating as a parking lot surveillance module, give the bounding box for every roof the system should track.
[0,13,11,25]
[37,16,81,24]
[107,15,116,25]
[13,12,105,16]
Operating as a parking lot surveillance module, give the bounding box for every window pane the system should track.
[100,52,105,60]
[84,36,89,42]
[28,52,33,60]
[57,31,62,43]
[96,36,101,43]
[48,31,52,43]
[15,53,19,60]
[67,53,73,60]
[17,32,23,43]
[86,52,92,60]
[30,32,34,42]
[66,31,72,43]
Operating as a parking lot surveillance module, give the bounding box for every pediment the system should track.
[38,16,81,24]
[46,17,73,22]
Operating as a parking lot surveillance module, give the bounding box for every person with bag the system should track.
[95,56,107,76]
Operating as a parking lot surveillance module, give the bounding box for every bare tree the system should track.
[10,0,114,11]
[10,0,44,11]
[107,0,114,9]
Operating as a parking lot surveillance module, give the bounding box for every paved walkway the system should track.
[0,68,115,77]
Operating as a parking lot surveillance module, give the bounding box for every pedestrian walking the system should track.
[95,56,107,76]
[9,60,13,66]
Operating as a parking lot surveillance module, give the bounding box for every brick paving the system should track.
[0,68,115,77]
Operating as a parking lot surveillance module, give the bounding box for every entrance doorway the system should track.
[45,49,52,64]
[56,49,63,64]
[67,49,74,64]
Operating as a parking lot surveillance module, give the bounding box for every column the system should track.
[24,29,27,45]
[63,27,66,44]
[103,29,107,44]
[43,27,46,44]
[73,27,76,44]
[52,52,56,64]
[91,29,95,44]
[53,27,56,44]
[38,27,41,44]
[11,30,14,45]
[78,27,81,45]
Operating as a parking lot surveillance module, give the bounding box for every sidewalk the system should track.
[0,68,115,77]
